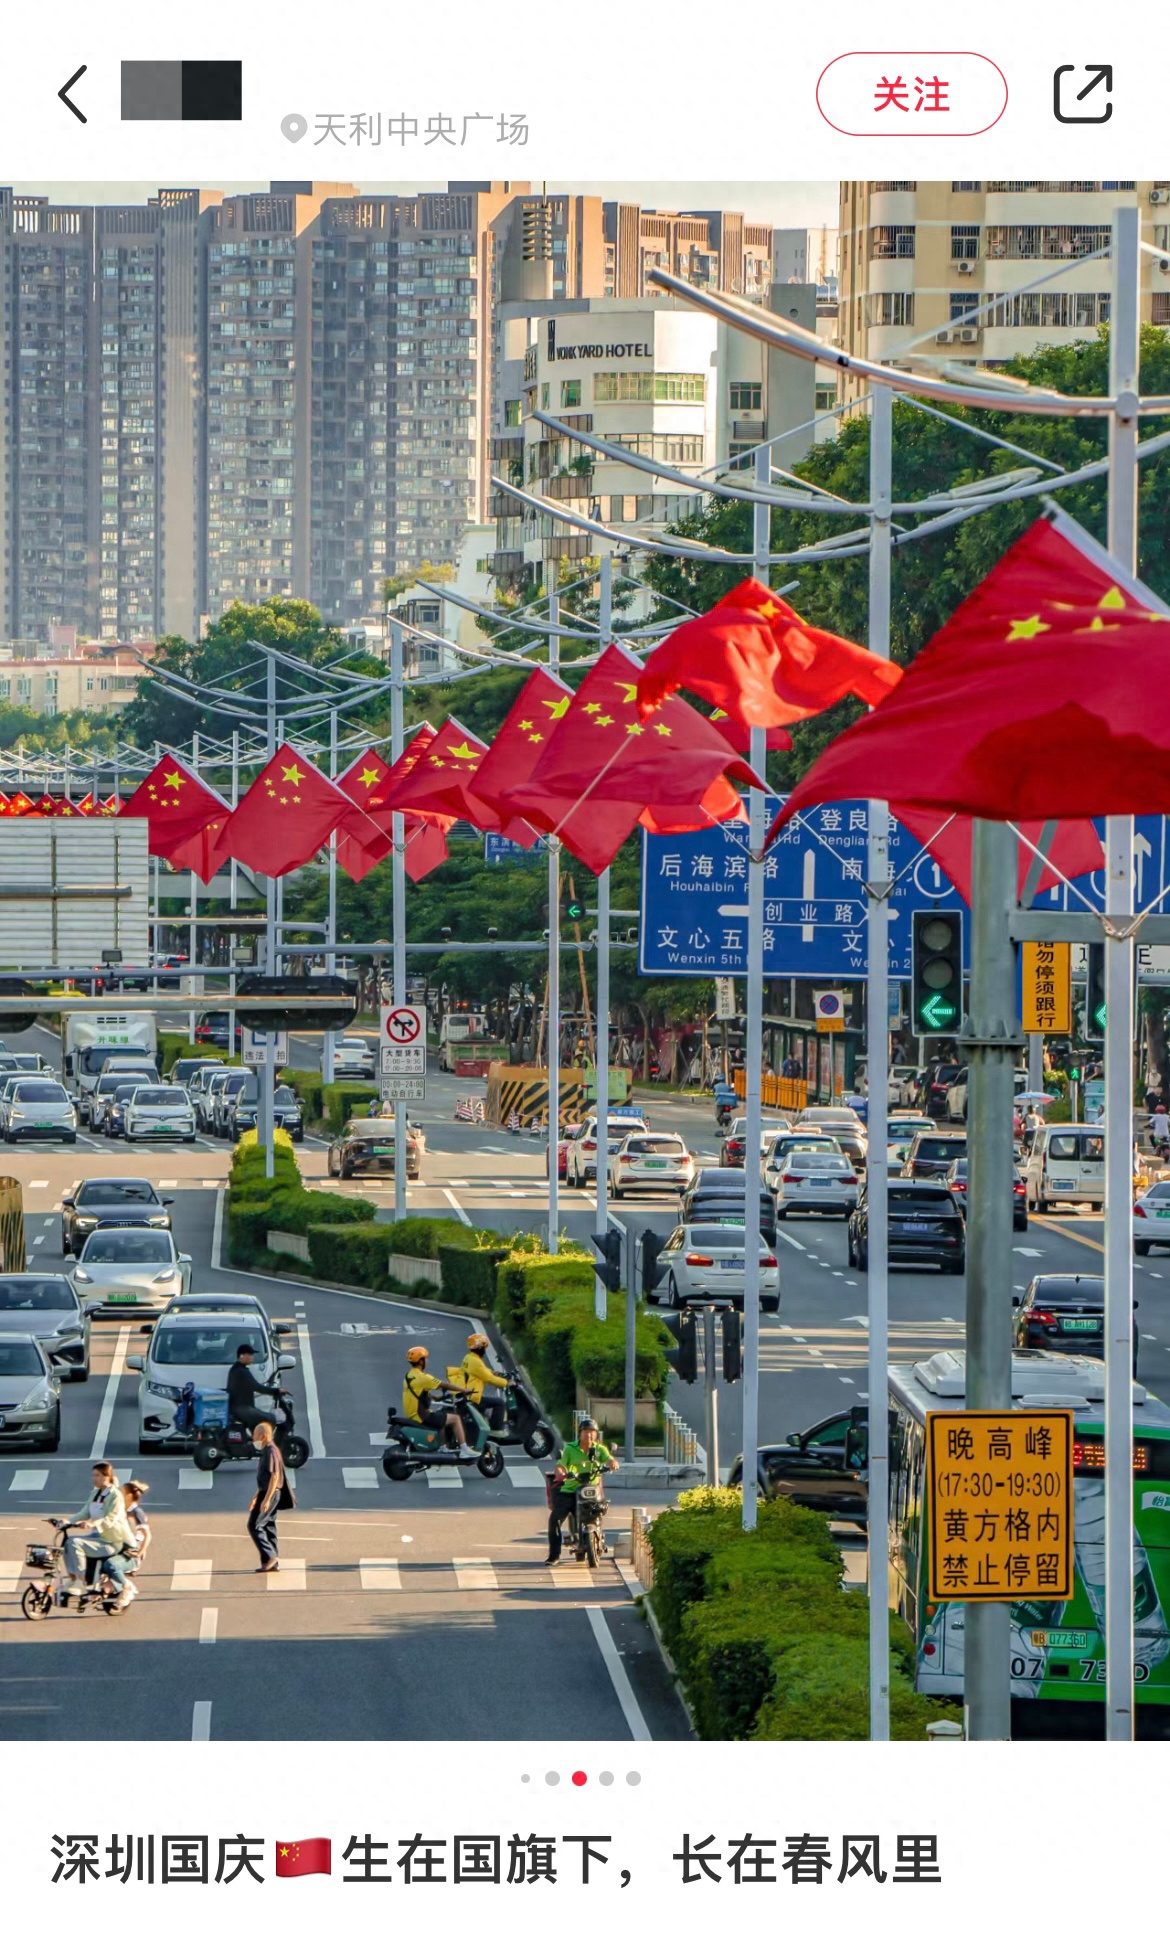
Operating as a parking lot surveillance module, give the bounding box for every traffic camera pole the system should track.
[964,815,1020,1740]
[703,1303,721,1486]
[593,555,613,1321]
[866,384,893,1740]
[390,621,409,1224]
[546,593,561,1257]
[740,443,770,1530]
[1104,203,1140,1740]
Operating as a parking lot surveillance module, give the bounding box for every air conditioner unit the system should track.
[956,327,980,343]
[935,329,955,345]
[1150,189,1170,204]
[956,260,975,275]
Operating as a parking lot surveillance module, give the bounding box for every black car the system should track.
[848,1180,965,1273]
[924,1060,962,1120]
[100,1081,141,1140]
[1011,1273,1136,1373]
[901,1130,967,1181]
[61,1177,173,1257]
[727,1409,870,1526]
[943,1157,1029,1233]
[227,1079,304,1143]
[196,1011,242,1051]
[681,1169,777,1243]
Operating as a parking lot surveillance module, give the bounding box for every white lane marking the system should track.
[192,1701,212,1740]
[179,1470,213,1491]
[268,1559,306,1591]
[202,1179,221,1189]
[427,1469,464,1490]
[89,1326,130,1460]
[8,1469,49,1492]
[212,1188,224,1269]
[454,1556,497,1591]
[296,1320,326,1458]
[586,1606,651,1741]
[199,1608,218,1645]
[172,1559,213,1593]
[506,1466,547,1488]
[0,1560,22,1592]
[30,1181,49,1189]
[31,1235,44,1247]
[343,1467,379,1489]
[157,1180,177,1189]
[1014,1246,1043,1257]
[360,1557,402,1591]
[369,1432,390,1446]
[442,1187,473,1227]
[776,1230,806,1251]
[839,1376,855,1384]
[447,1179,471,1188]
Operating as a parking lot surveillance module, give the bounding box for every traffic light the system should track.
[1086,943,1106,1039]
[564,894,585,923]
[590,1229,623,1294]
[233,974,358,1034]
[911,910,963,1035]
[721,1307,743,1384]
[660,1307,698,1384]
[0,979,38,1034]
[640,1229,666,1298]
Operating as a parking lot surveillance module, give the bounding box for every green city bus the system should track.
[888,1350,1170,1715]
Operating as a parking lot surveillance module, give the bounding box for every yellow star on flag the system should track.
[163,770,184,790]
[653,723,672,737]
[1099,586,1126,610]
[614,681,639,704]
[1006,615,1049,641]
[448,741,479,761]
[279,1848,290,1860]
[359,766,380,789]
[755,599,780,620]
[594,713,614,727]
[517,719,534,732]
[542,696,571,719]
[583,702,601,715]
[527,732,543,743]
[624,721,644,736]
[281,763,305,786]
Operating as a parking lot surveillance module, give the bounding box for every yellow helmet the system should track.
[466,1334,489,1353]
[406,1345,429,1365]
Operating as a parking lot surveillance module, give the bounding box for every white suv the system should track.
[566,1113,648,1187]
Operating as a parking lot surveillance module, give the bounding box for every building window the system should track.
[982,290,1110,327]
[864,293,915,327]
[952,181,981,192]
[1153,293,1170,325]
[815,382,838,411]
[985,181,1134,193]
[504,398,521,427]
[951,224,980,260]
[950,294,981,322]
[872,182,917,192]
[729,381,762,412]
[593,371,706,403]
[560,379,581,408]
[985,223,1111,261]
[870,225,915,260]
[540,383,550,409]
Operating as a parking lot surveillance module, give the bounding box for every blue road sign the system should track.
[484,833,548,866]
[639,797,965,980]
[1028,816,1170,917]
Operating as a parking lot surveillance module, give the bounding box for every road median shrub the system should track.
[493,1250,669,1424]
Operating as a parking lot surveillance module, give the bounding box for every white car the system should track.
[1134,1180,1170,1253]
[330,1037,377,1080]
[127,1310,295,1451]
[609,1132,695,1198]
[566,1113,648,1186]
[774,1150,861,1219]
[945,1068,970,1122]
[1,1078,77,1144]
[763,1131,842,1194]
[651,1222,780,1312]
[72,1227,193,1315]
[123,1083,197,1143]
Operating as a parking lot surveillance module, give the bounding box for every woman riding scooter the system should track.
[458,1334,510,1428]
[402,1345,477,1459]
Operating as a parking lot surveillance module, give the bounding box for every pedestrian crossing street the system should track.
[761,1316,966,1374]
[0,1552,619,1598]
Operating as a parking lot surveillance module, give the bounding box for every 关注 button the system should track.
[817,52,1008,136]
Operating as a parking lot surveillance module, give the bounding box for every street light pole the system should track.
[188,731,199,1046]
[261,656,277,1181]
[547,592,561,1257]
[740,441,770,1532]
[593,554,613,1321]
[324,708,339,1085]
[390,621,409,1224]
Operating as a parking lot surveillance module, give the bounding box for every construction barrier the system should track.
[454,1096,486,1123]
[733,1070,808,1113]
[0,1177,25,1271]
[487,1062,613,1129]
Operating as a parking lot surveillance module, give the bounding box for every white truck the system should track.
[438,1011,494,1072]
[63,1015,159,1119]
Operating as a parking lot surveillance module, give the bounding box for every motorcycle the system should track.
[474,1371,556,1460]
[572,1482,611,1568]
[186,1389,310,1472]
[21,1517,137,1620]
[381,1388,504,1481]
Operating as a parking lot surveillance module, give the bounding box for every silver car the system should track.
[0,1273,90,1380]
[651,1222,780,1313]
[1,1078,77,1144]
[763,1130,842,1195]
[73,1227,193,1315]
[774,1150,861,1219]
[123,1083,196,1143]
[0,1335,61,1449]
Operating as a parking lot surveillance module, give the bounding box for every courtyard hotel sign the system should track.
[547,319,650,361]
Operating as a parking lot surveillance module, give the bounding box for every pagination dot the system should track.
[626,1770,642,1786]
[545,1770,560,1786]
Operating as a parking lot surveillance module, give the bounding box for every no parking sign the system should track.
[813,990,845,1033]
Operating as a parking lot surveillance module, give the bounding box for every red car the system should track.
[550,1123,583,1178]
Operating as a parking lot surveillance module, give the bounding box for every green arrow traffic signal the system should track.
[921,992,958,1030]
[565,898,584,922]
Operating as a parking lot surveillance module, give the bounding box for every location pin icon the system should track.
[281,113,308,143]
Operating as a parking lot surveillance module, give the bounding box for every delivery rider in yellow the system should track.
[459,1333,510,1428]
[401,1345,474,1458]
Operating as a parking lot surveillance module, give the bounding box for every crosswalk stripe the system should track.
[426,1469,464,1490]
[199,1608,218,1644]
[0,1561,21,1593]
[506,1466,547,1488]
[343,1467,379,1489]
[29,1179,49,1188]
[454,1556,497,1591]
[172,1559,212,1592]
[360,1557,402,1591]
[178,1469,213,1491]
[8,1470,49,1492]
[268,1559,306,1591]
[157,1180,178,1189]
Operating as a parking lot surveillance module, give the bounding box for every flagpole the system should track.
[1104,202,1140,1742]
[865,383,893,1740]
[594,554,613,1322]
[188,730,199,1047]
[262,653,277,1182]
[741,442,770,1532]
[390,621,408,1224]
[547,592,561,1258]
[324,709,338,1086]
[229,729,238,1053]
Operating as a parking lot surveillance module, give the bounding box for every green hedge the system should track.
[441,1246,507,1308]
[259,1068,377,1132]
[226,1130,375,1267]
[493,1252,669,1417]
[646,1487,960,1741]
[158,1030,242,1076]
[302,1214,504,1305]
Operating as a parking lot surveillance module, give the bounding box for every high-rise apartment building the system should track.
[837,181,1170,398]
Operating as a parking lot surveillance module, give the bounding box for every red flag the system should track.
[335,739,453,883]
[0,792,9,816]
[769,516,1170,838]
[892,806,1104,907]
[711,711,792,754]
[470,667,575,847]
[382,717,495,827]
[7,791,33,816]
[32,793,57,816]
[73,791,96,817]
[274,1839,331,1879]
[121,755,233,883]
[217,743,385,877]
[99,794,119,817]
[637,577,902,729]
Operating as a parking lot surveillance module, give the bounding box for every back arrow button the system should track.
[59,65,87,124]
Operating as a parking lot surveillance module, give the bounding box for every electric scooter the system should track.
[21,1519,135,1620]
[188,1391,310,1472]
[381,1388,504,1480]
[474,1370,556,1460]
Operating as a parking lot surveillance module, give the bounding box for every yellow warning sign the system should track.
[1021,941,1072,1035]
[926,1409,1074,1602]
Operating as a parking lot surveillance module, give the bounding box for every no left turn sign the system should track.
[382,1004,424,1045]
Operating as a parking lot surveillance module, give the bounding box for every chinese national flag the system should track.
[218,743,386,878]
[121,755,234,884]
[769,515,1170,840]
[382,717,495,828]
[7,791,34,816]
[637,577,902,729]
[274,1839,331,1879]
[470,667,576,847]
[335,737,453,883]
[32,793,57,816]
[73,792,96,816]
[99,794,120,816]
